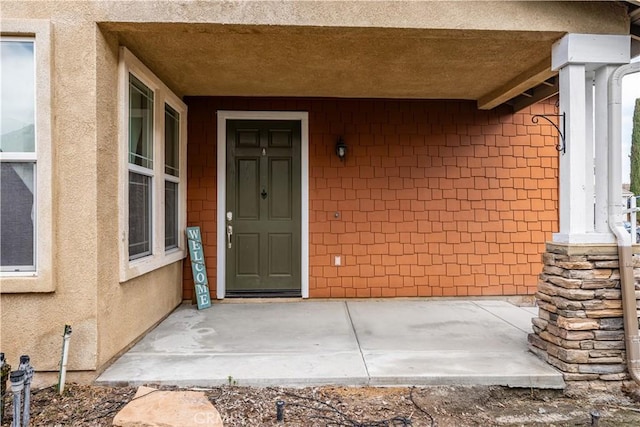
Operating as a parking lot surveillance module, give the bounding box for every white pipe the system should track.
[595,66,615,233]
[608,61,640,384]
[10,370,24,427]
[58,325,72,395]
[585,71,595,232]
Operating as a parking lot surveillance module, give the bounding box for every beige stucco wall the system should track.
[0,0,631,376]
[0,3,184,375]
[0,14,100,372]
[94,26,184,370]
[1,1,628,33]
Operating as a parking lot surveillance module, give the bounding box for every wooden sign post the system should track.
[186,226,212,310]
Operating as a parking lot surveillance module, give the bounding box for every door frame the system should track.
[216,111,309,299]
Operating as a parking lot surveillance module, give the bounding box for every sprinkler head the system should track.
[276,400,285,422]
[10,370,25,391]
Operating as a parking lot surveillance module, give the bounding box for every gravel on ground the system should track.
[3,382,640,426]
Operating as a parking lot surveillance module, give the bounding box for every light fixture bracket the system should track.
[532,112,566,155]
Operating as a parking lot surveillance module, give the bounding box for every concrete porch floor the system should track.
[96,299,564,389]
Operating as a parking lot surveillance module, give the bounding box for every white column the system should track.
[584,71,595,233]
[551,34,630,244]
[555,64,587,240]
[594,66,617,235]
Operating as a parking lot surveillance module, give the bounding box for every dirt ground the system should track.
[3,383,640,426]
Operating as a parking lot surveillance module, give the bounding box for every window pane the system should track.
[129,172,152,259]
[0,39,35,153]
[165,181,178,250]
[0,162,35,270]
[165,104,179,177]
[129,74,153,169]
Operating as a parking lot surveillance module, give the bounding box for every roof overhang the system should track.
[103,23,561,111]
[96,1,631,111]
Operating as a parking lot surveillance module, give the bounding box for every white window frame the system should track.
[118,47,187,282]
[164,103,181,251]
[0,19,53,293]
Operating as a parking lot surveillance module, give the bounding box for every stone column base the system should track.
[528,242,639,382]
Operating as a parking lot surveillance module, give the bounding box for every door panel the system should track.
[236,233,260,276]
[269,233,292,275]
[237,130,260,147]
[269,129,293,148]
[226,120,301,295]
[237,158,260,219]
[269,158,292,220]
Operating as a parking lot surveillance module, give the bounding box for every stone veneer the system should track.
[529,243,640,382]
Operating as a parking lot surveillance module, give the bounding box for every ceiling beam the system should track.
[628,2,640,41]
[540,77,556,87]
[633,38,640,58]
[510,77,558,112]
[628,1,640,18]
[477,56,554,110]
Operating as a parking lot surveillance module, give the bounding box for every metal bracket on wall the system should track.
[532,112,566,155]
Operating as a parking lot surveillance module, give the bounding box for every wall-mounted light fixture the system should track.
[335,137,347,161]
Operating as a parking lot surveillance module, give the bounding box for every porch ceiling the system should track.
[104,23,564,109]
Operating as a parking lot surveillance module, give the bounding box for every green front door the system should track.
[225,120,301,296]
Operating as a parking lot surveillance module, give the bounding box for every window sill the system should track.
[0,271,54,293]
[119,249,187,283]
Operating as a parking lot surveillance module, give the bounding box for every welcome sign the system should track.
[186,226,212,310]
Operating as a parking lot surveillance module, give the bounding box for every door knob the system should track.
[261,188,267,199]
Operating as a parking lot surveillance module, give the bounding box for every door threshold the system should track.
[225,290,302,299]
[218,297,304,304]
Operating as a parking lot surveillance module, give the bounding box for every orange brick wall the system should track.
[183,97,559,300]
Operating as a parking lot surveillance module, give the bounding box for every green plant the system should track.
[630,98,640,196]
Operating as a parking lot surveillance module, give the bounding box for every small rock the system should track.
[622,382,640,403]
[112,386,223,427]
